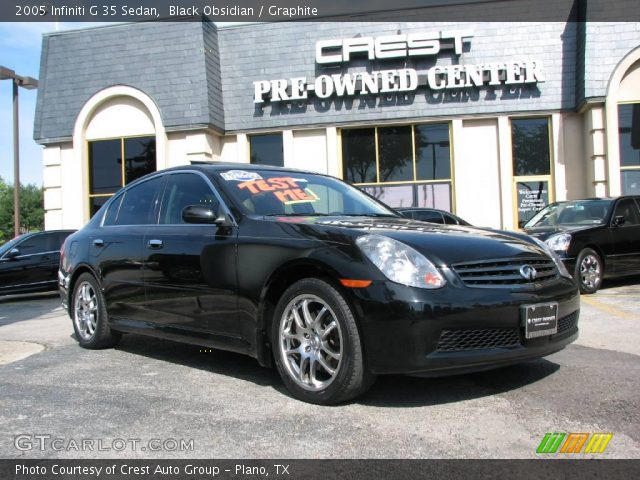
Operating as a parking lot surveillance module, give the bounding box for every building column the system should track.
[584,105,608,197]
[497,116,514,230]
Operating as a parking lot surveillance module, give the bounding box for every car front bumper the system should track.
[349,277,580,376]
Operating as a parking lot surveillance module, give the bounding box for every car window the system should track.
[15,233,55,255]
[103,193,124,226]
[414,210,445,223]
[613,198,640,226]
[443,213,459,225]
[159,173,220,224]
[115,176,163,226]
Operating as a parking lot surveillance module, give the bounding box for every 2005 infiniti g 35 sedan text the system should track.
[59,164,579,404]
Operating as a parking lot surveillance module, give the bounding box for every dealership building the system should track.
[34,9,640,230]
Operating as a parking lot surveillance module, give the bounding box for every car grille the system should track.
[452,257,558,288]
[436,328,521,352]
[556,310,579,335]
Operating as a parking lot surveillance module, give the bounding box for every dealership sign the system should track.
[253,31,545,103]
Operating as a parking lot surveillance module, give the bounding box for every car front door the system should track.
[141,172,240,339]
[92,176,164,321]
[610,197,640,275]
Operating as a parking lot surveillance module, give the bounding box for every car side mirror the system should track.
[612,215,626,227]
[182,205,228,225]
[5,248,20,259]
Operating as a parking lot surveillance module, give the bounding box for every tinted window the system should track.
[443,213,459,225]
[115,177,162,226]
[413,210,445,223]
[378,126,413,182]
[613,198,640,226]
[342,128,376,183]
[16,233,54,255]
[415,124,451,180]
[89,140,122,195]
[90,196,109,217]
[250,134,284,167]
[103,194,124,226]
[511,118,551,176]
[618,103,640,168]
[159,174,219,224]
[124,137,156,183]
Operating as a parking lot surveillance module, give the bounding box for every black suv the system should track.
[59,165,579,404]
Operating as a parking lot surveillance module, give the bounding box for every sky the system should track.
[0,23,101,186]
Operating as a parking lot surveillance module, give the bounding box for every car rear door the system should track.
[92,176,164,321]
[610,197,640,275]
[141,171,240,339]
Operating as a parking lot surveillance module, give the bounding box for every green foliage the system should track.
[0,176,44,243]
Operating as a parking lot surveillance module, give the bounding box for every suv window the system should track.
[16,233,54,255]
[159,173,219,224]
[115,177,163,226]
[613,198,640,226]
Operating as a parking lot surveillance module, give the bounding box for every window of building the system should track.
[511,117,553,228]
[249,133,284,167]
[88,136,156,216]
[618,103,640,195]
[341,123,452,211]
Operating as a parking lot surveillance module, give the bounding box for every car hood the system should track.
[273,215,548,266]
[523,224,602,241]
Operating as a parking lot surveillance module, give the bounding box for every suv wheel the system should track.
[72,273,121,349]
[575,248,603,294]
[272,278,375,405]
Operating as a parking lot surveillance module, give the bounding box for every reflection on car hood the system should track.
[523,224,602,241]
[274,215,548,266]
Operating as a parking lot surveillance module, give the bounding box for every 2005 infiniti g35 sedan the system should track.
[59,164,579,404]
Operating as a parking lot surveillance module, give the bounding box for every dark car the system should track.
[59,165,579,404]
[0,230,75,296]
[396,207,471,226]
[523,197,640,294]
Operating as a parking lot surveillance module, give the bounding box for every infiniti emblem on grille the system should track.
[519,265,537,280]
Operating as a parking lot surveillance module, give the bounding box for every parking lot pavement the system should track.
[1,280,639,459]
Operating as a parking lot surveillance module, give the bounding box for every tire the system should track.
[71,273,121,349]
[574,248,603,294]
[271,278,376,405]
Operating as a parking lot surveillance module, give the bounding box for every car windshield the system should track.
[524,200,614,228]
[216,169,397,217]
[0,235,23,257]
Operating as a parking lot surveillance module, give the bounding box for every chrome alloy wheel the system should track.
[580,254,601,290]
[74,281,98,341]
[278,294,343,391]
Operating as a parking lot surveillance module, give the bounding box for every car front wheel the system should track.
[575,248,603,294]
[272,278,375,404]
[72,273,121,349]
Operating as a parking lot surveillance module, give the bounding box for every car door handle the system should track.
[147,239,163,249]
[93,239,104,247]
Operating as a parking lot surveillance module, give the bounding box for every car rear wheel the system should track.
[575,248,603,294]
[72,273,121,349]
[272,278,375,405]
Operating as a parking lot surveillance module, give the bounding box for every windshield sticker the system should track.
[237,177,318,204]
[220,170,263,182]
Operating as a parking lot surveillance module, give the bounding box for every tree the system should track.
[0,176,44,243]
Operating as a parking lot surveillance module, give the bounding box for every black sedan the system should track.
[59,165,579,404]
[396,207,471,226]
[523,197,640,293]
[0,230,75,296]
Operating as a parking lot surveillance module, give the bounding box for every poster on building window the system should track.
[517,181,549,228]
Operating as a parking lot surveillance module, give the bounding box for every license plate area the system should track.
[523,303,558,339]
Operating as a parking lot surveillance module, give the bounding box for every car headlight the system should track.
[356,234,445,289]
[545,233,571,252]
[532,237,572,279]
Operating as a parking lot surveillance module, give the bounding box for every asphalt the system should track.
[0,280,639,459]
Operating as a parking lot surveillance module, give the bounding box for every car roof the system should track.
[163,162,318,175]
